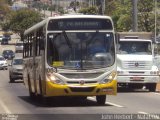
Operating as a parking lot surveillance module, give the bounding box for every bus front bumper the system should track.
[117,75,160,83]
[45,80,117,97]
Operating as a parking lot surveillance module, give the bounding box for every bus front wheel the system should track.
[96,95,106,105]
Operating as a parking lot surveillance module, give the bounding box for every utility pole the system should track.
[74,0,77,12]
[55,0,58,13]
[132,0,138,32]
[102,0,105,15]
[92,0,95,6]
[51,0,53,16]
[155,0,157,42]
[89,0,91,7]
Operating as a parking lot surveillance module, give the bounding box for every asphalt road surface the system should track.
[0,69,160,120]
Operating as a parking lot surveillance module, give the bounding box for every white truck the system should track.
[117,32,159,91]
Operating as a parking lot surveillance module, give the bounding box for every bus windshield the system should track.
[47,32,115,69]
[118,41,152,55]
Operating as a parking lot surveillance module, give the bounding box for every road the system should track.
[0,68,160,120]
[0,44,160,120]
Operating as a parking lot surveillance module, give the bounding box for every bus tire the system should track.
[96,95,106,105]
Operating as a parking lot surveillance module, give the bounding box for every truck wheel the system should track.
[146,83,157,92]
[96,95,106,105]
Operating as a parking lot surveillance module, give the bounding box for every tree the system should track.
[69,1,80,11]
[104,0,156,32]
[78,0,99,15]
[0,0,10,21]
[105,0,132,31]
[138,0,155,32]
[79,6,98,15]
[1,9,42,40]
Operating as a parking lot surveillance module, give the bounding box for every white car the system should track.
[0,56,8,70]
[9,57,23,82]
[15,42,23,53]
[0,34,3,42]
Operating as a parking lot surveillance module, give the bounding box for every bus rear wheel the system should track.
[96,95,106,105]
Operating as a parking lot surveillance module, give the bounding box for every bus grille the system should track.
[122,61,151,69]
[61,73,103,79]
[67,81,97,84]
[69,87,95,92]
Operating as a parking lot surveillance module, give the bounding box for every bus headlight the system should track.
[47,74,65,85]
[99,71,117,84]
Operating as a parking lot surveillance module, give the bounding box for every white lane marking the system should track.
[105,102,124,108]
[0,99,11,114]
[88,97,124,108]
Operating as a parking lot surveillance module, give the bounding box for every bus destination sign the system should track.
[48,18,113,31]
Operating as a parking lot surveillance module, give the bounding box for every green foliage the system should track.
[1,9,42,36]
[104,0,157,32]
[137,0,155,32]
[117,15,131,32]
[69,1,80,9]
[0,0,10,21]
[48,4,65,14]
[6,0,13,5]
[105,0,132,32]
[79,6,98,15]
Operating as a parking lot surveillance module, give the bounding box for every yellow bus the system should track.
[23,15,117,105]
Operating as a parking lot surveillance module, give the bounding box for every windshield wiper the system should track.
[50,33,61,45]
[62,31,72,49]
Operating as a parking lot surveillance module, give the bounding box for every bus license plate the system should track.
[132,77,141,80]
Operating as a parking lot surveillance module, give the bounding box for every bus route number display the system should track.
[48,18,113,30]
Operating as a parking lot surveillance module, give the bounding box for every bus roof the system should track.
[119,39,152,42]
[47,14,112,19]
[24,15,113,35]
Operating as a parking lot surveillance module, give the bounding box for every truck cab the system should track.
[117,32,159,91]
